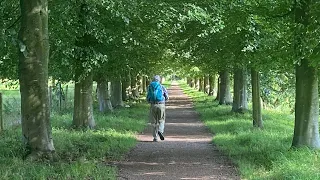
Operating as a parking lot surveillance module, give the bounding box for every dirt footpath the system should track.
[117,83,239,180]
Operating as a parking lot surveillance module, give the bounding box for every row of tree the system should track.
[0,0,319,158]
[171,1,320,149]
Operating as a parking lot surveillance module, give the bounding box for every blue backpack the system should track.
[148,81,164,102]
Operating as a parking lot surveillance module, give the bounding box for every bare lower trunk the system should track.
[81,73,95,128]
[199,76,204,92]
[194,77,199,90]
[219,71,232,105]
[72,73,95,129]
[97,79,113,112]
[292,59,320,148]
[18,0,55,157]
[251,68,263,128]
[131,75,139,98]
[122,80,129,101]
[190,78,195,88]
[209,74,215,96]
[111,79,124,108]
[0,93,3,131]
[203,75,209,94]
[142,76,147,93]
[232,68,248,113]
[291,0,320,149]
[215,76,220,100]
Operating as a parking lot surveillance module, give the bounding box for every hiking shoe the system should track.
[153,138,158,142]
[157,131,164,140]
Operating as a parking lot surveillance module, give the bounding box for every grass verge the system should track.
[0,100,149,179]
[180,82,320,180]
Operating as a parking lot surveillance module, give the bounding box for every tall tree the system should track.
[292,0,320,148]
[18,0,54,158]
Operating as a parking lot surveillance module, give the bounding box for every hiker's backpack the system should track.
[148,81,164,102]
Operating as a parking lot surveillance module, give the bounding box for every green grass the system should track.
[179,82,320,180]
[0,80,171,179]
[0,96,149,180]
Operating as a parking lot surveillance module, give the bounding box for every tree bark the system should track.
[81,73,95,128]
[18,0,55,157]
[215,75,220,100]
[218,71,232,105]
[291,0,320,149]
[199,76,204,92]
[122,79,129,101]
[232,68,248,113]
[142,76,147,93]
[190,78,195,88]
[194,77,199,90]
[131,74,139,98]
[292,59,320,148]
[208,74,215,96]
[72,73,95,129]
[97,79,113,112]
[0,93,3,131]
[111,79,124,108]
[203,75,209,94]
[251,68,263,128]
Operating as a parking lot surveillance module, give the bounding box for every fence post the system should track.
[0,93,3,131]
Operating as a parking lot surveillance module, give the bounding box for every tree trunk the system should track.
[0,93,3,131]
[73,80,81,126]
[122,79,129,101]
[187,78,191,86]
[219,71,232,105]
[199,76,204,92]
[203,75,209,94]
[292,59,320,148]
[137,75,142,94]
[18,0,55,157]
[81,73,95,128]
[209,74,215,96]
[190,78,195,88]
[194,77,199,90]
[111,79,124,108]
[142,76,147,93]
[97,79,113,112]
[291,0,320,149]
[215,75,220,100]
[251,68,263,128]
[131,74,139,98]
[72,73,95,129]
[232,68,248,113]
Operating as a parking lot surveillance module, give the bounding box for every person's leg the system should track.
[151,105,160,141]
[157,104,166,140]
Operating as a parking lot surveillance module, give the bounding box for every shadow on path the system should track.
[117,83,239,180]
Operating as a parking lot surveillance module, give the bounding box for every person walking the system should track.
[146,75,169,142]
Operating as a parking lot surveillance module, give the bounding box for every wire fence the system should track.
[0,84,75,130]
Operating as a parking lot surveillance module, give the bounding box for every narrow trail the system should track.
[117,83,239,180]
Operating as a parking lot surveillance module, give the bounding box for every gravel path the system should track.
[117,83,239,180]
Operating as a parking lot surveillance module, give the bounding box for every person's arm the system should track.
[162,86,169,101]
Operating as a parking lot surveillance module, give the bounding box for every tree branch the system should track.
[6,15,21,30]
